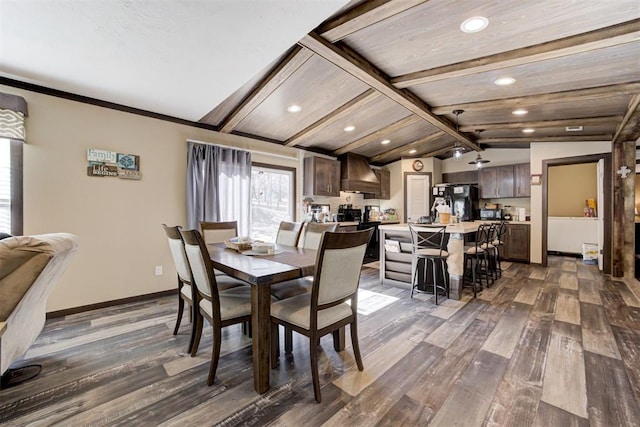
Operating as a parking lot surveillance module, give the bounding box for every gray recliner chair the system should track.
[0,233,79,388]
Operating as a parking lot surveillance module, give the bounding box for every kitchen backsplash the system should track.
[303,192,380,217]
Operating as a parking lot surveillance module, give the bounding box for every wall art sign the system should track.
[87,148,142,179]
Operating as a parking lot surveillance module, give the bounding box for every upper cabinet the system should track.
[514,163,531,198]
[478,164,530,199]
[303,157,340,197]
[364,169,391,200]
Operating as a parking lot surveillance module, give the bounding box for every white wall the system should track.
[3,84,301,312]
[530,140,611,263]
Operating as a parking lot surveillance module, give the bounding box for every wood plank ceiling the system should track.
[201,0,640,165]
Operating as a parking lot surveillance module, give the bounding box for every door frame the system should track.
[541,153,612,273]
[403,171,432,223]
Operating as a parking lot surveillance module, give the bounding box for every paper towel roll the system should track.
[517,207,526,222]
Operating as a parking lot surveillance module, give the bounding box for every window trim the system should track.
[10,139,23,235]
[251,162,297,232]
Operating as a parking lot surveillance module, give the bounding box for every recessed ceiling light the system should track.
[566,126,584,132]
[409,149,417,154]
[522,128,535,133]
[344,125,356,132]
[287,104,301,113]
[460,16,489,33]
[512,109,528,115]
[494,77,516,86]
[381,139,391,145]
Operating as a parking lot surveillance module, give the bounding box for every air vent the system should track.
[565,126,583,132]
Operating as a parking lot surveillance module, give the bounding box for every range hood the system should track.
[339,153,380,193]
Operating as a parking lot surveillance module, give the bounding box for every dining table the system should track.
[207,242,320,394]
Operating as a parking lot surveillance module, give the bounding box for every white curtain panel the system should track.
[186,142,251,235]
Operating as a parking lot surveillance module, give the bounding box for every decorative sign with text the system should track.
[87,148,141,180]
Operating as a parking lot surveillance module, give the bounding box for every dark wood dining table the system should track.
[207,242,318,394]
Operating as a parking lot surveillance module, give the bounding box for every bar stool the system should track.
[409,224,449,304]
[462,223,491,297]
[489,221,507,279]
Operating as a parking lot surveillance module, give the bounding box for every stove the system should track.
[357,221,381,263]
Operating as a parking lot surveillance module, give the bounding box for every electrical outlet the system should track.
[155,265,163,276]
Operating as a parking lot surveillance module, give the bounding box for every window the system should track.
[0,138,23,235]
[250,163,296,242]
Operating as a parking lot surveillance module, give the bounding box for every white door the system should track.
[596,159,604,270]
[406,174,430,223]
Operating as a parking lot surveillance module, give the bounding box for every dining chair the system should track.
[270,222,339,301]
[275,221,303,247]
[180,228,253,386]
[408,224,449,304]
[270,228,373,402]
[297,222,339,249]
[162,224,198,353]
[199,220,244,290]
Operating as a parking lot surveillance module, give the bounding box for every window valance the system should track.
[0,92,28,141]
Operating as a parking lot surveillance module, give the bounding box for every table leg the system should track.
[251,284,270,394]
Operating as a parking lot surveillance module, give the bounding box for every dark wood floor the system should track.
[1,257,639,426]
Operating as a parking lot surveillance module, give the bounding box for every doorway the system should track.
[404,172,432,223]
[542,153,612,274]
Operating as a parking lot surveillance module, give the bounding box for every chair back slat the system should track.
[200,221,238,245]
[312,229,372,307]
[276,221,303,246]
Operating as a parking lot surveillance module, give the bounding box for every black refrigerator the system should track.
[445,184,479,221]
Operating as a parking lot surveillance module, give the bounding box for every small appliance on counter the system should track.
[337,205,362,222]
[480,204,503,220]
[363,205,380,222]
[309,204,331,222]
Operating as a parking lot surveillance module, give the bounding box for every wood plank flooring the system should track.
[1,257,639,426]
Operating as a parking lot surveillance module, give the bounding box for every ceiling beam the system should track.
[298,32,480,151]
[370,131,445,163]
[318,0,428,42]
[612,94,640,144]
[431,82,640,114]
[393,19,640,88]
[332,115,421,155]
[220,46,313,133]
[459,116,622,132]
[479,135,613,144]
[284,89,380,147]
[417,145,453,158]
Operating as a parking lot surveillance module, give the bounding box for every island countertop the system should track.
[380,220,530,233]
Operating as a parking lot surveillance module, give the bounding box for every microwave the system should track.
[480,208,502,220]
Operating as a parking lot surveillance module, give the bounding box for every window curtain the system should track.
[0,92,28,141]
[186,141,251,236]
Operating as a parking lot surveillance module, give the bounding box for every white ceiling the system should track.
[0,0,348,121]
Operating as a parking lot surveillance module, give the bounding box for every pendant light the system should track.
[452,109,464,160]
[468,128,489,169]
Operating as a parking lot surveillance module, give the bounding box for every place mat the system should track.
[240,249,285,256]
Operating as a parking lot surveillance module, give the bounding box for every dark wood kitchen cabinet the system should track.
[364,169,391,200]
[514,163,531,197]
[502,223,530,262]
[303,156,340,197]
[478,164,530,199]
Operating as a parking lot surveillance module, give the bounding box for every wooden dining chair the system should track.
[180,228,253,386]
[199,220,245,290]
[297,222,339,249]
[162,224,198,353]
[270,228,373,402]
[270,222,339,301]
[275,221,303,247]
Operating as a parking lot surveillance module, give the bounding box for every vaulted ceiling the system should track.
[204,0,640,165]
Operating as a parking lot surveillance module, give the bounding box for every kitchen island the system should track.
[379,222,484,300]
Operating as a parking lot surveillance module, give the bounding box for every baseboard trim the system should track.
[46,289,177,319]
